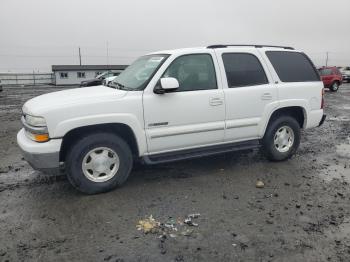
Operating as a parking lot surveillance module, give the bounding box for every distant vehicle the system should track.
[80,71,121,87]
[339,67,350,83]
[103,75,118,86]
[18,45,326,194]
[318,67,342,92]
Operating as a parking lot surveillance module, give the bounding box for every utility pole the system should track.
[78,47,82,66]
[325,51,329,67]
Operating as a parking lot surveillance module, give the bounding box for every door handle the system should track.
[261,93,273,100]
[209,97,223,106]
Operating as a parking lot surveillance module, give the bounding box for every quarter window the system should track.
[77,72,86,78]
[60,72,68,79]
[266,51,320,82]
[222,53,268,88]
[162,54,217,91]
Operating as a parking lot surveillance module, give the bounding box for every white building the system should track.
[52,65,128,85]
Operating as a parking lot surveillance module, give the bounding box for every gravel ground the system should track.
[0,84,349,262]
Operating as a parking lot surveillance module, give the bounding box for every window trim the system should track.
[221,52,269,88]
[158,53,218,92]
[265,51,321,83]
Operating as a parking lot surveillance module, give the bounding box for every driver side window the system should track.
[163,54,217,91]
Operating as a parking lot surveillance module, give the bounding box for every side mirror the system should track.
[154,77,179,94]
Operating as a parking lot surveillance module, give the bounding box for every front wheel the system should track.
[330,81,339,92]
[262,116,301,161]
[65,133,133,194]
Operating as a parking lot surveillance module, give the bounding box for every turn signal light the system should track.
[31,133,49,142]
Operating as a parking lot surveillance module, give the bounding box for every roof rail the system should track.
[207,44,294,50]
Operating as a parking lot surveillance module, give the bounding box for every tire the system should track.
[262,116,300,161]
[65,132,133,194]
[330,81,339,92]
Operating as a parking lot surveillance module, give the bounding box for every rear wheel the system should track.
[262,116,300,161]
[330,81,339,92]
[66,132,133,194]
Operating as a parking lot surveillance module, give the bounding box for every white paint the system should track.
[18,46,325,161]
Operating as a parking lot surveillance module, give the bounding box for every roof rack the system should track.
[207,44,294,50]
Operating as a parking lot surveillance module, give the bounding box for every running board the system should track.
[143,140,261,165]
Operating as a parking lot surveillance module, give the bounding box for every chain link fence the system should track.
[0,73,54,86]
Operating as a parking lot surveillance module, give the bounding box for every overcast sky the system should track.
[0,0,349,72]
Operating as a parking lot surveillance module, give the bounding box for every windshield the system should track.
[110,54,169,90]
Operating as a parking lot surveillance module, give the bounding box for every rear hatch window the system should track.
[318,68,333,76]
[266,51,320,82]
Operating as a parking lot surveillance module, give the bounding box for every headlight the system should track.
[25,115,47,127]
[22,115,49,142]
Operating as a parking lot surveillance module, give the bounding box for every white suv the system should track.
[17,45,326,194]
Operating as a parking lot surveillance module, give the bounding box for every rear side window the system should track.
[266,51,320,82]
[222,53,268,88]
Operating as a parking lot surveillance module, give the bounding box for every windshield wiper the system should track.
[110,81,133,91]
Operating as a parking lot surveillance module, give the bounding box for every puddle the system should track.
[319,142,350,183]
[328,116,350,122]
[320,163,350,183]
[325,217,350,239]
[336,143,350,159]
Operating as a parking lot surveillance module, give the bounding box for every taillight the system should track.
[321,88,325,109]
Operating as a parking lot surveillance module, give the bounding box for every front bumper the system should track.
[17,129,62,174]
[319,114,326,126]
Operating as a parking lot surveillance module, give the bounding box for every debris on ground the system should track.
[136,215,160,234]
[184,213,200,227]
[256,180,265,188]
[188,213,200,219]
[181,229,194,237]
[137,213,200,237]
[184,217,198,227]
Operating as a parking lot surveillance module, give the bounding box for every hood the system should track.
[23,85,127,115]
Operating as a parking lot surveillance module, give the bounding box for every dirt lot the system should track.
[0,84,349,262]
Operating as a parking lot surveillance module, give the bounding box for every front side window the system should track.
[111,55,168,90]
[222,53,268,88]
[266,51,320,82]
[162,54,217,91]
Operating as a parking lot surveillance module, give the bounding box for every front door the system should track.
[143,53,225,154]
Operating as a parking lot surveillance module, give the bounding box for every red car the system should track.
[318,67,343,92]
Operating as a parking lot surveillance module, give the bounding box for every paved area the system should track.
[0,84,349,261]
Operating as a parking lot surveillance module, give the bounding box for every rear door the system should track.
[215,48,278,142]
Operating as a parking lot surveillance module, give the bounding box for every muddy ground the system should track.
[0,84,349,262]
